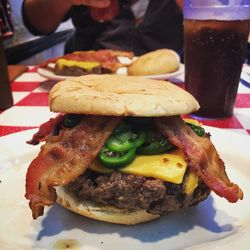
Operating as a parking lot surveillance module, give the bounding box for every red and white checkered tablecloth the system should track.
[0,66,250,137]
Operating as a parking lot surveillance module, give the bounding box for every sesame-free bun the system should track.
[127,49,180,76]
[56,178,211,225]
[56,186,159,225]
[49,74,199,116]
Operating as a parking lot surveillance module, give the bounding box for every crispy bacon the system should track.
[103,49,134,58]
[40,49,134,72]
[25,115,122,219]
[155,116,243,203]
[27,114,64,145]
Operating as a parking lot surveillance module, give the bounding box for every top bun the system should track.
[49,74,199,117]
[127,49,180,76]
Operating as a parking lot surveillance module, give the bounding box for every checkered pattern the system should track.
[0,66,250,137]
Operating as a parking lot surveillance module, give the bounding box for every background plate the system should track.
[0,127,250,250]
[37,63,185,81]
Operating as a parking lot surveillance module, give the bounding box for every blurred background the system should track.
[2,0,74,65]
[1,1,250,65]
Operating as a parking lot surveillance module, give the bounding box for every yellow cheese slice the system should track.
[183,118,203,126]
[184,171,198,195]
[56,59,100,71]
[90,149,187,184]
[121,149,186,184]
[90,160,113,174]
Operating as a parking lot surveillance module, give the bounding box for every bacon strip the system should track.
[106,49,134,58]
[155,116,243,203]
[25,115,122,219]
[27,114,64,145]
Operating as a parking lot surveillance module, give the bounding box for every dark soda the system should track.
[184,19,250,118]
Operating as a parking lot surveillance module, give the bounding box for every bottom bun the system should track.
[56,186,160,225]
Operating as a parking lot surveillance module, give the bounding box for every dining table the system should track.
[0,64,250,138]
[1,64,250,250]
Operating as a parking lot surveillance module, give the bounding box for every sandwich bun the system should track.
[49,74,199,116]
[56,186,160,225]
[127,49,180,76]
[56,177,210,225]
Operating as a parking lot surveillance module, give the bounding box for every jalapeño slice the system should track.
[137,130,173,155]
[63,114,83,128]
[98,147,136,169]
[106,130,146,152]
[186,123,205,137]
[113,122,132,134]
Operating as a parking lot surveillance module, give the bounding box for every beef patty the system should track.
[66,170,210,215]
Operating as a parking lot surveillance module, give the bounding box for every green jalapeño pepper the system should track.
[137,130,173,155]
[125,117,153,127]
[186,123,205,137]
[98,147,136,168]
[106,130,146,152]
[63,114,83,128]
[113,122,132,134]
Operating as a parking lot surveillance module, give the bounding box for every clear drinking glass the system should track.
[184,0,250,118]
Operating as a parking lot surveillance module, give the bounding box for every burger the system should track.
[25,74,243,225]
[39,49,134,77]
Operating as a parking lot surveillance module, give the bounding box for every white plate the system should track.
[1,127,250,250]
[37,62,185,81]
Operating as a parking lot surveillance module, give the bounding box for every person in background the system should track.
[22,0,184,56]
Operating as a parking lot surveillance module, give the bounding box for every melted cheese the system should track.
[184,171,198,195]
[183,118,203,126]
[90,149,187,184]
[56,59,100,71]
[121,149,186,184]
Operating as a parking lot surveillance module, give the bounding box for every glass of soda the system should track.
[90,0,119,22]
[184,0,250,118]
